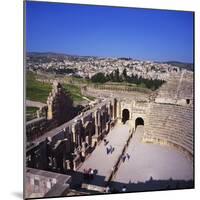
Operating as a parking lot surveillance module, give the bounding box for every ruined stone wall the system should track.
[26,81,75,143]
[117,99,193,159]
[26,92,194,175]
[25,168,71,199]
[47,81,73,124]
[117,99,149,131]
[26,117,53,142]
[26,98,117,171]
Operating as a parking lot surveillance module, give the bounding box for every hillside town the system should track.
[26,53,191,81]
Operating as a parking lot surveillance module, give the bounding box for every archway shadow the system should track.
[135,117,144,129]
[122,109,130,124]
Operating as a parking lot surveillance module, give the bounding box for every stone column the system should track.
[107,103,111,122]
[116,101,120,118]
[94,110,100,136]
[81,141,86,157]
[65,160,71,170]
[107,104,110,116]
[78,132,81,148]
[71,124,76,145]
[47,96,53,120]
[114,98,117,119]
[111,99,114,120]
[92,110,100,147]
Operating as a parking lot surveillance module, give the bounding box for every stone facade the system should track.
[26,70,194,184]
[25,167,71,199]
[115,99,193,159]
[25,68,194,197]
[26,95,194,174]
[26,98,118,172]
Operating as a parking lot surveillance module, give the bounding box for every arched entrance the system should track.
[122,109,130,124]
[135,117,144,129]
[186,99,190,105]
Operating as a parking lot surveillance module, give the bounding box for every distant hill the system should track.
[27,52,98,59]
[163,61,194,71]
[27,52,76,58]
[27,52,194,71]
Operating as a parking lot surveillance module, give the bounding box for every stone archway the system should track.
[186,99,190,105]
[135,117,144,129]
[122,109,130,124]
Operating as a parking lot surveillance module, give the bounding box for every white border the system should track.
[0,0,199,200]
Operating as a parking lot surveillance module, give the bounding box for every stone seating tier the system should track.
[156,71,193,101]
[144,103,193,158]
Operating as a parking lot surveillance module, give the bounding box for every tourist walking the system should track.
[105,186,110,193]
[104,138,109,145]
[126,153,130,160]
[88,168,92,180]
[90,169,94,180]
[122,154,126,162]
[122,185,127,192]
[106,147,109,154]
[111,147,115,154]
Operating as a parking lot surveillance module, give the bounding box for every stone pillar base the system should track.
[73,156,82,171]
[92,135,102,147]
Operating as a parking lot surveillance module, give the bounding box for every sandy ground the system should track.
[113,125,193,185]
[78,124,131,186]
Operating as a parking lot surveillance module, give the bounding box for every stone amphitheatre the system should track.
[25,69,194,198]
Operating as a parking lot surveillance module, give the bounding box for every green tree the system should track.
[122,68,127,81]
[114,68,120,82]
[91,72,107,83]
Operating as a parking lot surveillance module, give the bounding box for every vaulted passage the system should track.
[186,99,190,104]
[135,117,144,128]
[122,109,130,124]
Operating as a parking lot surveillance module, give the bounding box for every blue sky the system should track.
[26,1,194,62]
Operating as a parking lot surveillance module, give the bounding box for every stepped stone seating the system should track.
[155,71,193,104]
[177,72,193,99]
[156,74,181,99]
[84,86,150,101]
[144,103,193,159]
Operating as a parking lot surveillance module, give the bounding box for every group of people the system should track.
[104,185,127,193]
[104,139,115,155]
[121,153,130,162]
[106,145,115,155]
[103,138,109,146]
[83,168,94,181]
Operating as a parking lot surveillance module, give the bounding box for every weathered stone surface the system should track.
[26,70,194,196]
[25,167,71,198]
[47,81,73,124]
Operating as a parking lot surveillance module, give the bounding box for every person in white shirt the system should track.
[122,185,127,192]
